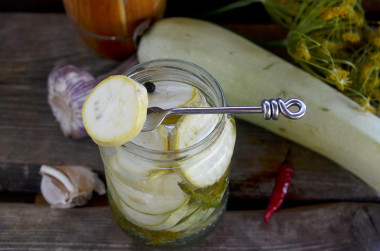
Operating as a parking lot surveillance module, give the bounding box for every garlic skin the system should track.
[47,65,97,139]
[47,54,139,139]
[40,165,106,209]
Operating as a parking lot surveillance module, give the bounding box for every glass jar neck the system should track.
[122,58,227,162]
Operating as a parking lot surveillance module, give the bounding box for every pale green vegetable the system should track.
[110,170,189,215]
[107,181,189,231]
[170,115,235,188]
[138,17,380,193]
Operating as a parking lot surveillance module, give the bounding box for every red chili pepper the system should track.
[264,151,293,224]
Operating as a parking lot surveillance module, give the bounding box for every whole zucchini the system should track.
[137,17,380,193]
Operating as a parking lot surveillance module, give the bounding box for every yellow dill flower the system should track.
[333,6,349,17]
[355,16,365,28]
[322,6,349,21]
[346,7,365,27]
[321,9,334,21]
[294,37,311,61]
[321,40,345,53]
[374,37,380,47]
[369,52,380,60]
[370,53,380,69]
[353,97,376,113]
[367,78,380,91]
[326,66,352,91]
[342,32,361,43]
[371,89,380,102]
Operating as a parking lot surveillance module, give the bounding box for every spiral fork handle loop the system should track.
[262,98,306,120]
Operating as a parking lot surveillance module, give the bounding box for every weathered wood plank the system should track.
[231,120,380,202]
[0,13,117,170]
[0,163,41,192]
[2,119,379,205]
[0,202,379,250]
[0,13,379,204]
[1,11,380,250]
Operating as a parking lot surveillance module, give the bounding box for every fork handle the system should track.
[168,98,306,120]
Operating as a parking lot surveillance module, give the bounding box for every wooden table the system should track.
[1,5,380,250]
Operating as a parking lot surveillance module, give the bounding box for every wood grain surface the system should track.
[0,9,380,250]
[0,202,379,250]
[0,13,379,204]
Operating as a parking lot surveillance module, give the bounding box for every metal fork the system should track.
[141,98,306,132]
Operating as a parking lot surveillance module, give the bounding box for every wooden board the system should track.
[0,13,118,169]
[0,202,379,250]
[0,6,380,250]
[1,123,380,206]
[0,13,379,205]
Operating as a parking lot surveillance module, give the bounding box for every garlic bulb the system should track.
[47,54,138,139]
[40,165,106,208]
[48,65,98,139]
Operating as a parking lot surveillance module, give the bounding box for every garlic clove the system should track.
[40,175,71,208]
[47,65,98,139]
[47,54,139,140]
[40,165,106,209]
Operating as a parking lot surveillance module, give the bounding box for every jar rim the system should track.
[121,58,227,159]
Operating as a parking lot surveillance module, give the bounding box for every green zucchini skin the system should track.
[138,17,380,193]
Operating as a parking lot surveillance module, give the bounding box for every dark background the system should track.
[1,0,379,23]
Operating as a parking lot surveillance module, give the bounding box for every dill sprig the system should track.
[274,0,379,113]
[208,0,379,113]
[285,0,365,91]
[351,22,380,113]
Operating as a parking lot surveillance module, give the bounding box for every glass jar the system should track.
[99,59,236,247]
[62,0,167,61]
